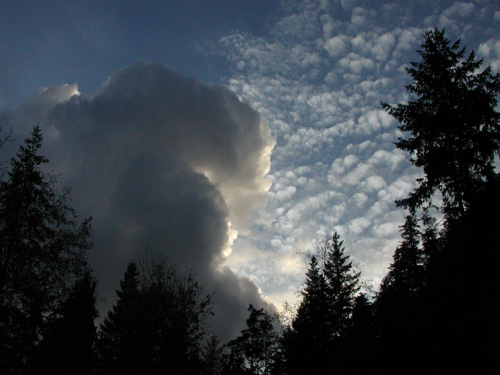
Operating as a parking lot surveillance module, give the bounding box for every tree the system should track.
[374,210,428,371]
[97,255,213,375]
[97,261,142,375]
[379,29,500,371]
[322,232,362,341]
[342,294,376,372]
[201,334,225,375]
[378,209,424,302]
[27,271,98,375]
[382,28,500,218]
[0,126,92,374]
[284,255,330,375]
[285,232,362,374]
[225,304,281,375]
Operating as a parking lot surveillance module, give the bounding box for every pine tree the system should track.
[284,255,330,375]
[0,126,92,374]
[374,210,427,370]
[343,294,376,372]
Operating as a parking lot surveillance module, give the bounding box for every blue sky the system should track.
[1,0,499,339]
[0,0,280,105]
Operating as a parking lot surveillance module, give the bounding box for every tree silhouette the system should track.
[97,261,142,375]
[225,304,281,375]
[97,255,213,375]
[285,232,362,374]
[374,209,429,371]
[342,294,375,372]
[382,28,500,218]
[201,334,225,375]
[378,209,424,305]
[284,255,329,374]
[27,271,98,374]
[376,29,500,372]
[0,126,92,374]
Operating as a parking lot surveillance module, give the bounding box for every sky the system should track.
[1,0,499,340]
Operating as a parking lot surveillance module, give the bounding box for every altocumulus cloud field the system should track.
[217,0,500,309]
[1,0,500,339]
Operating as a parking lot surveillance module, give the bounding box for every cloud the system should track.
[324,35,348,57]
[214,0,500,309]
[0,61,275,340]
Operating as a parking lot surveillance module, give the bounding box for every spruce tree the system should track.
[284,255,330,375]
[322,232,362,341]
[201,334,225,375]
[379,209,423,301]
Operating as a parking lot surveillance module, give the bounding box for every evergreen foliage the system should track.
[97,261,142,375]
[0,126,92,374]
[97,256,213,375]
[27,272,98,374]
[284,232,362,374]
[377,28,500,371]
[201,334,225,375]
[382,28,500,218]
[225,304,282,375]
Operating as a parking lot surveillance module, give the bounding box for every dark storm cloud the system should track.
[0,61,275,340]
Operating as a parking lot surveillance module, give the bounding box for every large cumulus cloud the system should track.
[0,61,275,340]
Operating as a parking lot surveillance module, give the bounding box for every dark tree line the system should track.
[1,27,499,374]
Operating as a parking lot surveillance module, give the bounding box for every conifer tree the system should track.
[0,126,92,373]
[322,232,362,340]
[97,256,213,375]
[382,28,500,218]
[283,255,330,374]
[379,209,423,301]
[97,261,142,375]
[201,334,225,375]
[375,209,427,369]
[28,271,98,375]
[225,304,281,375]
[285,232,362,374]
[342,294,376,372]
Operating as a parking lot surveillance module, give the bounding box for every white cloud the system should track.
[348,217,371,235]
[442,2,476,19]
[324,35,348,57]
[338,53,375,74]
[0,62,276,340]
